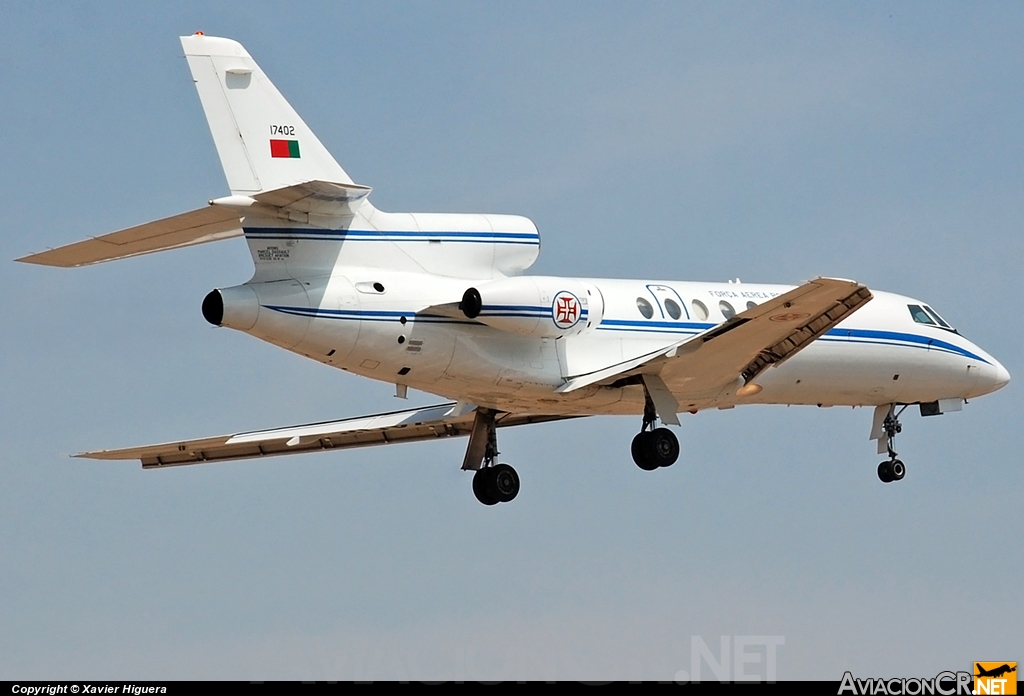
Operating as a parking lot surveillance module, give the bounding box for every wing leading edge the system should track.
[78,402,572,469]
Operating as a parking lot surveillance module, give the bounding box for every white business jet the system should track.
[18,35,1010,505]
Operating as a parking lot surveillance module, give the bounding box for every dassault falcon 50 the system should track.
[18,35,1010,505]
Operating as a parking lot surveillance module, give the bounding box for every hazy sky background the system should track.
[1,1,1021,681]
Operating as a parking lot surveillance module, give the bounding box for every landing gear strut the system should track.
[464,408,520,505]
[875,405,907,484]
[631,383,680,470]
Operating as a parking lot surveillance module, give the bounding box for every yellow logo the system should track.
[974,663,1017,695]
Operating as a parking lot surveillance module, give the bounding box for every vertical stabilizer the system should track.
[180,34,353,194]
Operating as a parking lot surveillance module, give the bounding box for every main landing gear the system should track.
[463,408,520,506]
[631,385,680,471]
[473,463,520,506]
[873,404,907,484]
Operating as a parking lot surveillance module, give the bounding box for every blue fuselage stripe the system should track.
[261,305,988,363]
[595,320,986,362]
[244,227,540,245]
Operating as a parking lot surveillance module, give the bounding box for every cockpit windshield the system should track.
[923,306,952,328]
[907,304,955,331]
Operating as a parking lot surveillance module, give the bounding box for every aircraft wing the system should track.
[559,277,873,404]
[77,402,571,469]
[16,206,243,268]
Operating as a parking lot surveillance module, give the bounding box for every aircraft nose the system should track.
[992,359,1011,391]
[975,357,1011,396]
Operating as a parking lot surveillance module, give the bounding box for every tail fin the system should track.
[180,34,353,194]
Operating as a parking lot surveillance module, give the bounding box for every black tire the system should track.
[877,461,893,483]
[890,459,906,481]
[650,428,680,467]
[491,463,520,503]
[473,468,499,505]
[632,432,659,471]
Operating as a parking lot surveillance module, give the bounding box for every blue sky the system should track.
[1,2,1021,680]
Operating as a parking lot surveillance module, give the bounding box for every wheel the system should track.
[631,432,659,471]
[890,459,906,481]
[491,463,520,503]
[473,468,499,505]
[877,461,893,483]
[650,428,680,468]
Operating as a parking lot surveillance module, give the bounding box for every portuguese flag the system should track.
[270,139,301,158]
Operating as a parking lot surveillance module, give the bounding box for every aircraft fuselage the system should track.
[211,268,1008,416]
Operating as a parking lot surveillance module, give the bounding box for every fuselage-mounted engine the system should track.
[459,276,604,338]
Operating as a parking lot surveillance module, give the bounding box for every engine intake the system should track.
[460,287,483,319]
[202,289,224,326]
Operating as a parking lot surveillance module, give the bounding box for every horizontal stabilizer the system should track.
[77,402,573,468]
[17,179,372,268]
[16,206,243,268]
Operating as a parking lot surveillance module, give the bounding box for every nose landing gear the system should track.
[877,458,906,483]
[872,404,908,484]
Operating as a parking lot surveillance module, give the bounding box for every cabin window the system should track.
[664,298,682,320]
[691,299,709,321]
[907,304,935,325]
[746,301,758,310]
[636,297,655,319]
[719,301,736,319]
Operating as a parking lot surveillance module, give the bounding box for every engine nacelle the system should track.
[201,280,313,350]
[460,276,602,338]
[202,285,259,330]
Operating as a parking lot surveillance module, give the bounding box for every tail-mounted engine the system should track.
[201,280,314,351]
[459,276,603,338]
[202,285,259,330]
